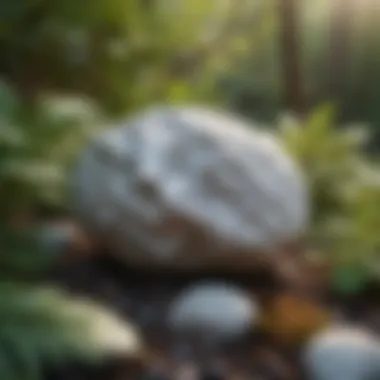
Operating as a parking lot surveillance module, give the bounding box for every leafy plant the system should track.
[0,0,234,115]
[278,105,380,293]
[0,148,142,380]
[0,283,141,380]
[0,81,102,216]
[0,221,142,380]
[0,226,56,281]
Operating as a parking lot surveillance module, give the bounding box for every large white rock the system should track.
[74,106,308,268]
[167,282,259,341]
[304,326,380,380]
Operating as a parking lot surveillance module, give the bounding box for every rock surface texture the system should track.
[74,106,308,269]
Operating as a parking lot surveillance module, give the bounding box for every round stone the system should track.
[303,325,380,380]
[167,282,259,341]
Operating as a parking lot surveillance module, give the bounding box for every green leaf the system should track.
[0,347,17,380]
[331,265,369,296]
[0,284,142,380]
[0,82,19,118]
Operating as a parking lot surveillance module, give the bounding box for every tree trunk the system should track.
[279,0,305,115]
[328,0,354,103]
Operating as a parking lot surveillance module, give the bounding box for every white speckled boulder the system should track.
[74,106,308,269]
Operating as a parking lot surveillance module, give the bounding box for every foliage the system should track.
[0,81,103,215]
[215,0,380,144]
[0,220,142,380]
[0,0,233,114]
[1,1,380,377]
[215,0,280,121]
[0,4,241,377]
[0,226,56,281]
[278,105,380,292]
[0,0,246,213]
[0,78,140,379]
[0,283,140,380]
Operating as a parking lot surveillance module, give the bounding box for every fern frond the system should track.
[0,283,142,380]
[278,105,380,291]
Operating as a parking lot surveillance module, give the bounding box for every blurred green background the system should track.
[1,1,380,377]
[1,0,379,265]
[1,0,380,270]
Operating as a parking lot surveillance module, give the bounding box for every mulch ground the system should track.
[43,254,380,380]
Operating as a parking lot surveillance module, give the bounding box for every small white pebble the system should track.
[167,282,259,342]
[304,325,380,380]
